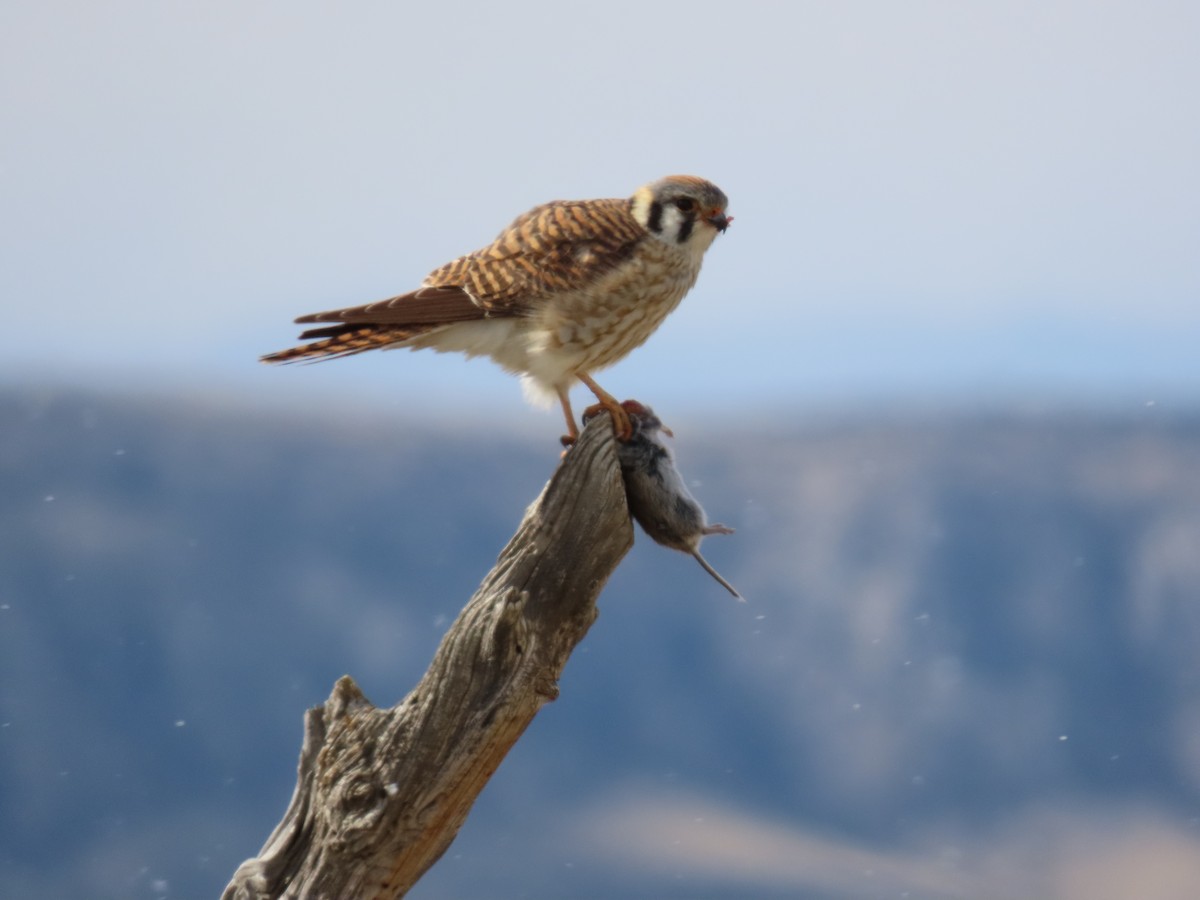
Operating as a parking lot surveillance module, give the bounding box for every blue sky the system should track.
[3,0,1197,420]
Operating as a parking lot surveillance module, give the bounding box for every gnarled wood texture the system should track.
[223,415,633,899]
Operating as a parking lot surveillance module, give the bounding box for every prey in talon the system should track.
[261,176,731,444]
[590,401,743,600]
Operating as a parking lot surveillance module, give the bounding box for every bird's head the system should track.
[631,175,731,250]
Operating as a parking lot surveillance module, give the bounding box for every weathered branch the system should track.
[222,414,633,899]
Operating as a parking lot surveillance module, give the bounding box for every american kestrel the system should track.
[261,175,731,442]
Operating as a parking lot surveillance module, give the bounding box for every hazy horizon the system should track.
[4,1,1197,422]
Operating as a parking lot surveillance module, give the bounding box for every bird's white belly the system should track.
[402,318,534,373]
[526,255,701,388]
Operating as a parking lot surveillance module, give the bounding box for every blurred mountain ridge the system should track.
[2,387,1198,899]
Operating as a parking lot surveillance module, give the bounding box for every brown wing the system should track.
[424,197,646,311]
[261,197,645,364]
[292,197,645,329]
[292,284,484,328]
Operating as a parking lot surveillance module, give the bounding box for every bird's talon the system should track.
[581,400,633,441]
[613,411,634,442]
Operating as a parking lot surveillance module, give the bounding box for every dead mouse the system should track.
[587,400,743,600]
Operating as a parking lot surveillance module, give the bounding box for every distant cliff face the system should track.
[3,389,1198,900]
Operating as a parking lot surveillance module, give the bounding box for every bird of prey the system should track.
[261,175,731,442]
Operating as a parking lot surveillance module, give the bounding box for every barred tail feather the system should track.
[260,324,422,364]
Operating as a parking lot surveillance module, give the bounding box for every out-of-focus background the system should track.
[3,2,1198,898]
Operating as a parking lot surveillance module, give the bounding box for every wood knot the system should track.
[328,773,390,851]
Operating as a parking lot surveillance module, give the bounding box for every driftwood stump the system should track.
[222,414,633,899]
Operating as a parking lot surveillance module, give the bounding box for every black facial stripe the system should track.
[646,200,664,234]
[676,213,695,244]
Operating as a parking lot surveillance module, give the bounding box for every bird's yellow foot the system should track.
[576,374,634,441]
[581,399,633,441]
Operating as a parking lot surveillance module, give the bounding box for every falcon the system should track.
[262,175,731,442]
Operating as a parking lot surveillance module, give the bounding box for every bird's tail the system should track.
[260,324,423,364]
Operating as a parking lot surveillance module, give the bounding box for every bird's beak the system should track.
[707,211,732,233]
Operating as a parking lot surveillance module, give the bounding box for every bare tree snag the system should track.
[223,413,634,900]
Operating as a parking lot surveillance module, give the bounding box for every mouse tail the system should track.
[692,551,744,601]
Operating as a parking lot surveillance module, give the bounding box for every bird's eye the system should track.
[673,197,696,212]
